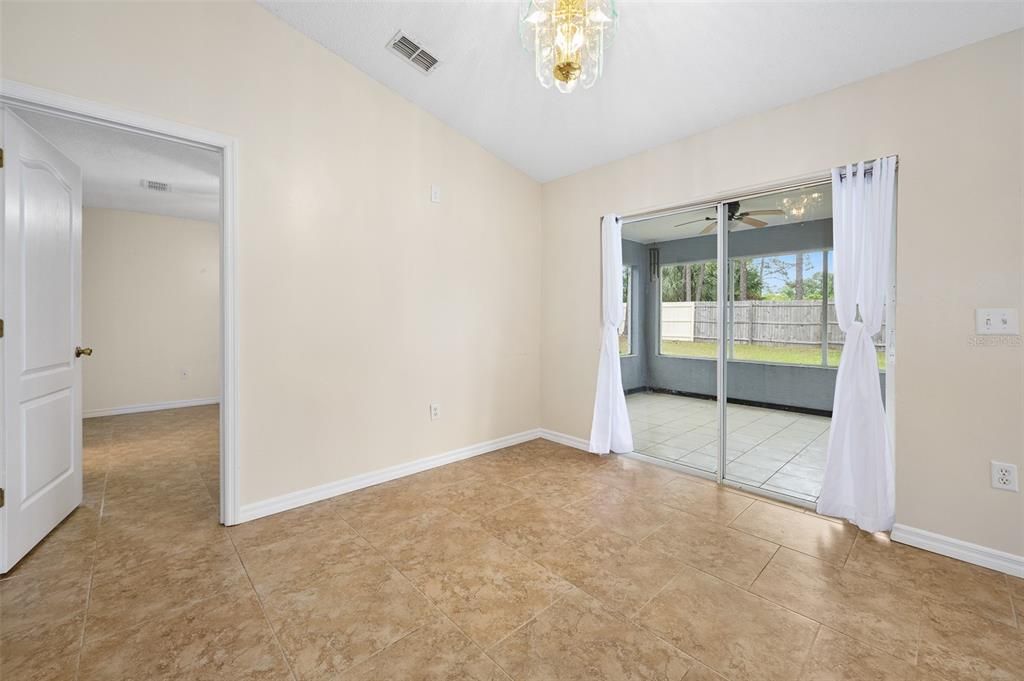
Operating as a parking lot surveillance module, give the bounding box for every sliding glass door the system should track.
[720,184,853,503]
[623,205,719,476]
[620,179,890,506]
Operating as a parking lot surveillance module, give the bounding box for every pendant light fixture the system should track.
[520,0,618,94]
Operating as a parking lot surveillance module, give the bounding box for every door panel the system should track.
[2,109,83,573]
[24,162,74,371]
[23,389,74,502]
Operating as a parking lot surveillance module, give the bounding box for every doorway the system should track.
[0,82,240,573]
[620,177,895,507]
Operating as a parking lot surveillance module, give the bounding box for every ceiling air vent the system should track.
[387,31,440,74]
[140,179,171,192]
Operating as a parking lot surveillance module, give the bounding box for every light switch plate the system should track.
[975,308,1019,335]
[430,185,441,203]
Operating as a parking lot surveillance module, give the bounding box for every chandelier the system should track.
[520,0,618,94]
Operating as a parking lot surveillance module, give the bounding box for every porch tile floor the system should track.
[4,407,1022,681]
[627,391,830,503]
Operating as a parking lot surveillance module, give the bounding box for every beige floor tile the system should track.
[226,497,354,552]
[476,496,594,557]
[94,505,227,573]
[800,627,917,681]
[916,600,1024,681]
[1,617,83,681]
[376,510,573,648]
[729,501,857,566]
[331,479,438,542]
[641,508,779,588]
[638,565,819,681]
[237,525,376,598]
[750,548,923,663]
[506,466,612,506]
[85,537,251,641]
[681,664,730,680]
[490,588,695,681]
[260,555,435,679]
[1011,576,1024,627]
[584,456,688,497]
[400,460,489,494]
[452,448,551,482]
[2,506,99,578]
[342,616,509,681]
[845,531,1016,627]
[0,566,90,635]
[426,476,527,518]
[371,507,494,563]
[651,477,754,525]
[566,487,679,542]
[533,526,685,616]
[78,590,291,681]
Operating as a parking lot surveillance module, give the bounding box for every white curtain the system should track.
[589,215,634,454]
[817,156,896,532]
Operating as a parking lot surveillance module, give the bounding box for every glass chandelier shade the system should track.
[520,0,617,94]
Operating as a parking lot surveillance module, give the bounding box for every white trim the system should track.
[891,523,1024,578]
[84,397,220,419]
[537,429,589,451]
[239,429,543,523]
[1,79,242,526]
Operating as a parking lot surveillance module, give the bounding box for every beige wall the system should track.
[82,208,220,415]
[2,2,543,505]
[541,30,1024,555]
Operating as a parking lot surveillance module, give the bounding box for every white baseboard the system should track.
[238,428,544,524]
[538,429,589,451]
[84,397,220,418]
[891,523,1024,578]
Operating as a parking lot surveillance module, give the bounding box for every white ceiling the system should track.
[623,183,832,244]
[259,1,1024,182]
[13,110,221,223]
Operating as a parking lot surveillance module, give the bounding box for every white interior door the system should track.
[1,108,84,573]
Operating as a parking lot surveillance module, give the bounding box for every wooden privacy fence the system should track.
[662,301,885,350]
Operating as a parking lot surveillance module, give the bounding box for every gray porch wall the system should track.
[621,238,648,391]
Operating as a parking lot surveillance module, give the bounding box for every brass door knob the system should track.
[75,346,93,358]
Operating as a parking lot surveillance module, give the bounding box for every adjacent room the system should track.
[2,3,1022,681]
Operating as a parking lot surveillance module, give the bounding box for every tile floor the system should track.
[628,391,830,502]
[3,406,1022,681]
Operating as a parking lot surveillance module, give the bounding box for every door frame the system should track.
[0,79,242,525]
[620,164,898,509]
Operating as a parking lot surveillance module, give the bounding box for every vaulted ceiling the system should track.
[260,1,1023,182]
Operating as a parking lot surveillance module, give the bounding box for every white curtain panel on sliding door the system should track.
[818,156,896,532]
[589,215,634,454]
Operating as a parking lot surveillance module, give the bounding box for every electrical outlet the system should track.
[180,368,190,381]
[991,461,1019,492]
[429,403,441,421]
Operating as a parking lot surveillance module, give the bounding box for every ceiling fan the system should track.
[674,202,786,235]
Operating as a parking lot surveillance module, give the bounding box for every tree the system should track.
[661,260,762,302]
[794,252,804,300]
[780,270,833,300]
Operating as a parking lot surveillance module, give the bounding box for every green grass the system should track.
[660,339,885,370]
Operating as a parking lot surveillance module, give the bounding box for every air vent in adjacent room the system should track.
[387,31,440,74]
[140,179,171,192]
